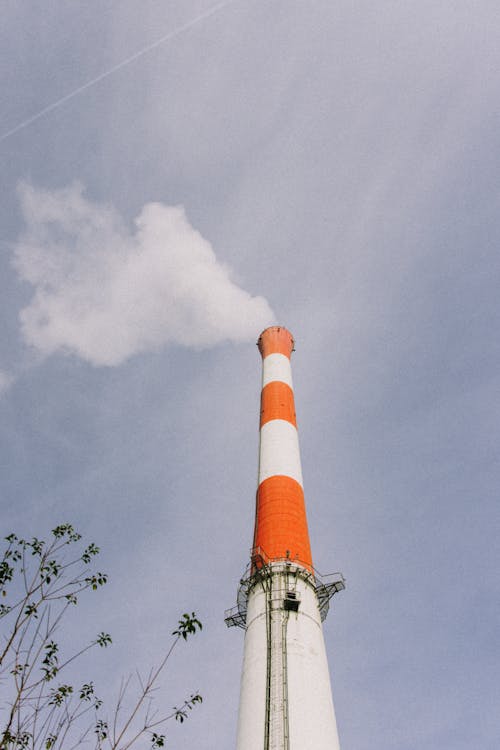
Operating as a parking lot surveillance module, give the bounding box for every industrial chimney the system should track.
[225,326,345,750]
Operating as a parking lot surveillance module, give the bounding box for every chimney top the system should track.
[257,326,295,359]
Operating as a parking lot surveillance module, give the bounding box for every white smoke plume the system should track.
[13,182,275,366]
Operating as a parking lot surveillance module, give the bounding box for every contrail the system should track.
[0,0,235,144]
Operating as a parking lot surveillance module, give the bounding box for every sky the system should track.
[1,1,500,748]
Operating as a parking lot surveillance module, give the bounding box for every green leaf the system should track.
[172,612,202,641]
[96,632,112,647]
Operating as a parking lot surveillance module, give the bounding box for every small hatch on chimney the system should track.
[284,591,300,612]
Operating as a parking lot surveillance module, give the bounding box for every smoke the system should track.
[13,182,275,366]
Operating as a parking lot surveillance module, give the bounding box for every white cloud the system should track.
[13,183,275,366]
[0,371,14,395]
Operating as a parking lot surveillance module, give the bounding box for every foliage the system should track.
[0,525,202,749]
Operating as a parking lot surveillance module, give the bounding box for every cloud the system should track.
[13,183,275,366]
[0,371,14,395]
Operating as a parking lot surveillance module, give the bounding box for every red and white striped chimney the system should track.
[226,326,344,750]
[253,326,312,571]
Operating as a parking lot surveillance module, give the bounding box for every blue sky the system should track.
[1,2,500,748]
